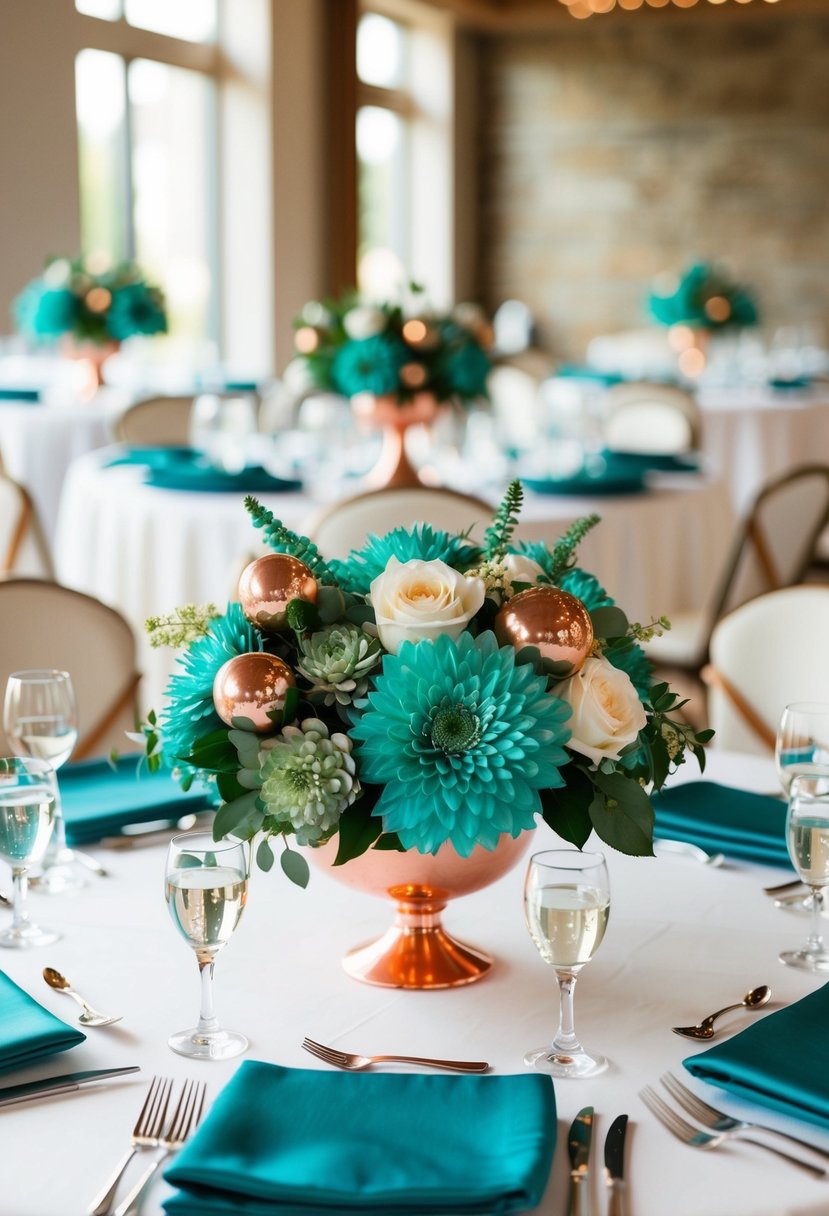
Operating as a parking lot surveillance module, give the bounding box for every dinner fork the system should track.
[640,1086,825,1178]
[661,1073,829,1163]
[302,1037,489,1073]
[107,1079,207,1216]
[87,1075,173,1216]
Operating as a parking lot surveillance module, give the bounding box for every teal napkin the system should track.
[0,388,40,402]
[652,781,790,867]
[684,981,829,1132]
[0,972,85,1073]
[103,446,197,469]
[163,1060,556,1216]
[60,757,213,845]
[523,463,645,496]
[145,463,301,494]
[603,450,700,474]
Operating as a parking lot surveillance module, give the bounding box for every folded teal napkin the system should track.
[652,781,790,867]
[163,1060,556,1216]
[60,757,213,845]
[0,972,85,1073]
[684,981,829,1132]
[603,450,700,474]
[0,387,40,402]
[103,446,197,469]
[524,464,645,497]
[145,463,301,494]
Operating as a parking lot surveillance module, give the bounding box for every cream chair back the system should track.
[0,580,141,759]
[116,396,194,446]
[704,586,829,755]
[0,471,54,579]
[602,382,700,454]
[308,487,492,561]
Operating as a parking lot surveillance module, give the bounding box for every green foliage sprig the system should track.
[244,496,339,585]
[145,604,220,649]
[546,514,601,585]
[483,480,524,561]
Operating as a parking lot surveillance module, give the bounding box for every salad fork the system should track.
[302,1037,489,1073]
[661,1073,829,1162]
[88,1075,173,1216]
[640,1086,824,1177]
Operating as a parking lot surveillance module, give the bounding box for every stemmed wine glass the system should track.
[3,669,85,893]
[775,702,829,796]
[0,757,59,948]
[523,849,611,1078]
[780,774,829,972]
[165,832,250,1060]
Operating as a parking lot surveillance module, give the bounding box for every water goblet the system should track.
[0,757,59,949]
[523,849,610,1078]
[165,832,250,1060]
[780,774,829,972]
[775,702,829,797]
[3,669,85,892]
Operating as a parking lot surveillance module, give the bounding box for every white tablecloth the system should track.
[54,448,734,711]
[2,750,827,1216]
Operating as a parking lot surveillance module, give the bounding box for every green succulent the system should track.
[296,624,382,707]
[259,718,360,845]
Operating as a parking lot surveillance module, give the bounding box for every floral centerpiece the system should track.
[13,254,167,366]
[142,483,710,984]
[648,261,759,331]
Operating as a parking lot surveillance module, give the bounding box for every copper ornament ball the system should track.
[212,652,296,733]
[494,586,594,672]
[238,553,318,632]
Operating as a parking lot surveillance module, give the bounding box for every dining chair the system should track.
[646,464,829,675]
[0,468,54,579]
[0,579,142,759]
[307,486,492,560]
[487,364,545,450]
[115,396,194,446]
[601,381,701,454]
[702,585,829,755]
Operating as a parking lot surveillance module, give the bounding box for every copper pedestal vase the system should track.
[60,336,120,394]
[351,391,441,490]
[308,831,533,990]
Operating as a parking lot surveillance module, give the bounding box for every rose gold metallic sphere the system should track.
[212,652,295,732]
[494,585,594,673]
[238,553,318,632]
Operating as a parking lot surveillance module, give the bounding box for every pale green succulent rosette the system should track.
[259,718,360,845]
[296,624,382,707]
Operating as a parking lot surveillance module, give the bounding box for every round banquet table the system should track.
[54,447,735,713]
[1,750,828,1216]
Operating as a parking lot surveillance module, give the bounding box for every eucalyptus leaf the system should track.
[213,790,262,840]
[256,837,274,872]
[216,771,246,804]
[589,606,629,640]
[280,848,310,888]
[237,768,263,791]
[231,715,259,734]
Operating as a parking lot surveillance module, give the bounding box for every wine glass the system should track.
[165,832,250,1060]
[780,774,829,972]
[3,669,85,892]
[523,849,610,1078]
[775,702,829,797]
[0,757,59,948]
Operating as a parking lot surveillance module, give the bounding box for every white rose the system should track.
[503,553,545,590]
[553,655,647,765]
[343,306,386,340]
[369,557,485,655]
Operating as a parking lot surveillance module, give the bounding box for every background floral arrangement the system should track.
[142,482,711,887]
[648,260,759,330]
[289,282,493,405]
[14,254,167,346]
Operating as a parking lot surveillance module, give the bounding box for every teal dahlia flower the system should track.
[559,567,614,612]
[162,603,263,762]
[351,631,572,856]
[14,282,77,339]
[107,282,167,340]
[331,334,408,397]
[329,524,482,596]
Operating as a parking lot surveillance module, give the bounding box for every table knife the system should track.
[0,1066,139,1108]
[604,1113,628,1216]
[567,1105,593,1216]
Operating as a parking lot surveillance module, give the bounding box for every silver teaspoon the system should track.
[672,985,771,1039]
[0,891,11,909]
[42,967,123,1028]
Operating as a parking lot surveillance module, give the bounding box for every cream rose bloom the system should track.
[502,553,545,590]
[343,305,386,340]
[369,557,486,655]
[553,655,647,765]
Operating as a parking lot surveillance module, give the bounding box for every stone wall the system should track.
[477,12,829,361]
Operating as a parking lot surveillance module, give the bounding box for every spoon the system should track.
[764,878,806,896]
[0,891,10,909]
[653,839,725,867]
[672,985,772,1040]
[42,967,122,1028]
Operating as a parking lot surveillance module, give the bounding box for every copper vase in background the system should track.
[351,390,442,489]
[308,831,533,990]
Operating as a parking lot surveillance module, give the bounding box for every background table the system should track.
[54,448,735,711]
[1,750,826,1216]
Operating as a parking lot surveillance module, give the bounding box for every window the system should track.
[76,0,217,43]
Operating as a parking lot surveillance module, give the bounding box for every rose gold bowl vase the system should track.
[351,391,442,490]
[308,831,533,989]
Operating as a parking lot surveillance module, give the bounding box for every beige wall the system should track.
[477,12,829,361]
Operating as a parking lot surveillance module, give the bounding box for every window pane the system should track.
[75,0,123,20]
[124,0,216,42]
[75,49,129,262]
[128,58,217,344]
[357,106,408,297]
[357,13,406,89]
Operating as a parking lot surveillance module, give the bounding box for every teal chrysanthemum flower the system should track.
[329,524,482,596]
[351,631,572,856]
[107,282,167,340]
[162,603,263,762]
[259,718,359,844]
[297,624,382,706]
[560,568,614,612]
[440,342,490,397]
[606,640,652,702]
[14,283,77,338]
[331,334,408,397]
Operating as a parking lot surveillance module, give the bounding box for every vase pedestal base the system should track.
[342,886,493,989]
